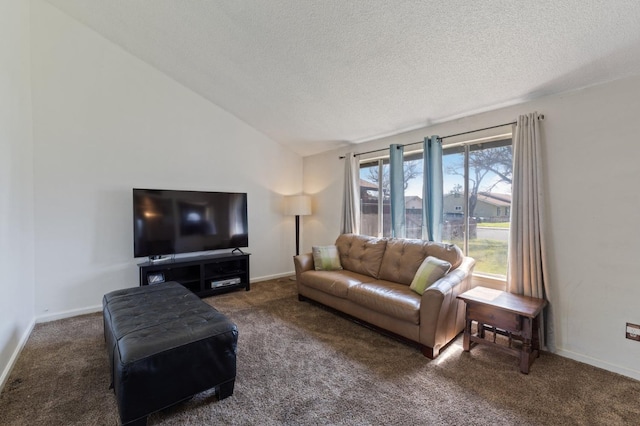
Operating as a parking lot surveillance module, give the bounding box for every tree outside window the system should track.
[360,155,423,238]
[443,139,512,277]
[358,137,512,278]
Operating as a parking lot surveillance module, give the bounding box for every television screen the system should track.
[133,188,248,258]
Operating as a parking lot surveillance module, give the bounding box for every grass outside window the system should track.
[477,222,510,229]
[447,237,508,276]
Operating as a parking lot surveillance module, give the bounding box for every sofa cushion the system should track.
[378,238,463,285]
[348,280,421,324]
[300,270,368,299]
[312,245,343,271]
[426,241,463,270]
[335,234,387,279]
[409,256,452,295]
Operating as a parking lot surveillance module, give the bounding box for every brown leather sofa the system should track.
[293,234,475,358]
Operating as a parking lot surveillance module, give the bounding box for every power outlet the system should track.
[626,322,640,341]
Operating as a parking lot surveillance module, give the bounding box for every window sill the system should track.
[472,273,506,291]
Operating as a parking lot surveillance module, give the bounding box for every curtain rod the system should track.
[338,114,544,159]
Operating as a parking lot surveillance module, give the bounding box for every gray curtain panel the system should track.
[507,112,554,352]
[340,152,360,234]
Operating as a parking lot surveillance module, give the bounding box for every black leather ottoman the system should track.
[103,281,238,425]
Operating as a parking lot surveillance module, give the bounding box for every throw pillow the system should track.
[409,256,452,295]
[312,245,343,271]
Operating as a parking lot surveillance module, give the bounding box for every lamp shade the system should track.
[284,195,312,216]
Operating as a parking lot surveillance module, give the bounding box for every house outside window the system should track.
[359,136,512,278]
[359,159,389,237]
[359,151,423,238]
[442,138,512,277]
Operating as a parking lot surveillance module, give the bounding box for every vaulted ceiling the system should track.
[45,1,640,156]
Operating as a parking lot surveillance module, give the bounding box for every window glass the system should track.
[359,160,390,237]
[359,137,512,279]
[442,146,466,247]
[360,153,424,238]
[444,139,512,277]
[403,152,423,239]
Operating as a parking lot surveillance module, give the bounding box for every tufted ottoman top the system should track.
[103,282,237,364]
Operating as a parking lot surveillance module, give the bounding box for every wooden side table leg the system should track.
[532,315,542,357]
[463,317,471,352]
[520,316,532,374]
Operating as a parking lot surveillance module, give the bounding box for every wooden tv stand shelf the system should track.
[457,286,547,374]
[138,252,250,297]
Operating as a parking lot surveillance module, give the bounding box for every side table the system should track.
[457,286,547,374]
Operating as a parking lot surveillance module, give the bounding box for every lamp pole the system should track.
[295,214,301,256]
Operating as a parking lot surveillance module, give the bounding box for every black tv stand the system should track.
[138,252,250,297]
[231,247,245,255]
[149,255,172,263]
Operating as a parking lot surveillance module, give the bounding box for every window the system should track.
[443,138,512,277]
[403,151,424,239]
[359,136,513,278]
[359,159,389,237]
[359,151,423,238]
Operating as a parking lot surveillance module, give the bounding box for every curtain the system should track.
[507,112,554,352]
[390,144,406,238]
[340,152,360,234]
[422,136,444,242]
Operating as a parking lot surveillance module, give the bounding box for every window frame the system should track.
[443,136,513,280]
[357,134,513,282]
[359,157,389,238]
[359,150,424,238]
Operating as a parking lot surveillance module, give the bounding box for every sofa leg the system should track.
[298,294,307,302]
[218,380,235,400]
[421,345,439,359]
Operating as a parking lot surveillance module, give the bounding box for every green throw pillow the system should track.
[409,256,452,295]
[312,245,343,271]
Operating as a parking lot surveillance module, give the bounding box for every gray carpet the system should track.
[1,278,639,425]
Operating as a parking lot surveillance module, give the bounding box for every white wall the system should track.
[0,0,36,389]
[5,0,639,387]
[30,0,303,319]
[303,75,640,380]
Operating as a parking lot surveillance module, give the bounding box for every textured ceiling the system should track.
[44,0,640,156]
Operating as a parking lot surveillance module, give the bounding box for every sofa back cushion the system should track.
[335,234,387,279]
[378,238,463,285]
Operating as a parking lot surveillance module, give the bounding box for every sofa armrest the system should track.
[419,256,476,355]
[428,256,475,294]
[293,253,314,287]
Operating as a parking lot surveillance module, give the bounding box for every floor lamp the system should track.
[285,194,312,256]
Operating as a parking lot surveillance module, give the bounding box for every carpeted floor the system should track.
[1,278,639,425]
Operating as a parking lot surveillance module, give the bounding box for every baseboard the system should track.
[33,275,294,324]
[251,271,295,282]
[0,318,36,394]
[555,348,640,381]
[36,304,103,324]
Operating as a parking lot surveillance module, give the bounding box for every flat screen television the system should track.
[133,188,248,258]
